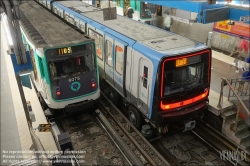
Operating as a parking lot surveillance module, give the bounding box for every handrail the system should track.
[227,76,250,100]
[217,77,250,132]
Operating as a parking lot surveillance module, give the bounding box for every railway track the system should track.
[55,110,131,165]
[97,91,171,166]
[52,91,170,166]
[151,129,231,166]
[45,83,247,166]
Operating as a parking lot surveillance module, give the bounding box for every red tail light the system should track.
[56,87,61,95]
[91,79,96,88]
[161,88,209,110]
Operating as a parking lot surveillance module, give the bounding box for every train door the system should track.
[104,33,128,95]
[137,58,150,113]
[104,34,114,87]
[87,25,105,77]
[30,49,39,82]
[113,37,128,95]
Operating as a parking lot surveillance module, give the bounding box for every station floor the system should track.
[0,20,248,165]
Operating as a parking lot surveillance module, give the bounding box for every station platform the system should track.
[1,20,57,165]
[0,18,249,165]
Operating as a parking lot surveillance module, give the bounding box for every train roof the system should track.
[19,1,92,50]
[57,0,102,13]
[56,1,200,52]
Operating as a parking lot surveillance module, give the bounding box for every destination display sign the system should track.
[57,47,72,55]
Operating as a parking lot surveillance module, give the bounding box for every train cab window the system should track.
[89,29,103,60]
[115,46,124,75]
[163,60,205,96]
[48,55,95,79]
[106,40,113,67]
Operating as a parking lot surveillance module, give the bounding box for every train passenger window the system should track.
[65,14,75,25]
[38,56,45,78]
[80,23,85,32]
[106,40,113,67]
[88,29,103,60]
[54,8,58,14]
[115,46,123,75]
[116,0,121,7]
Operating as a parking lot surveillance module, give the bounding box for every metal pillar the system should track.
[3,0,22,64]
[13,0,27,63]
[207,32,213,48]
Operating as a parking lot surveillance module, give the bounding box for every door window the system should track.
[106,40,113,67]
[89,29,103,60]
[143,66,148,88]
[115,46,124,75]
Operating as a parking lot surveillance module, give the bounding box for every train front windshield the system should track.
[49,55,95,79]
[160,51,210,109]
[163,61,205,95]
[46,44,96,80]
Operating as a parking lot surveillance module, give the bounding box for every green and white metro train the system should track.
[19,1,100,113]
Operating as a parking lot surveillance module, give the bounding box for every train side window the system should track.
[38,56,45,78]
[117,0,121,7]
[115,46,123,75]
[106,40,113,67]
[88,29,103,60]
[65,14,75,25]
[54,8,58,14]
[80,23,85,32]
[143,66,148,89]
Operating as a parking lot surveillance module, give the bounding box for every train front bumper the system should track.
[158,99,209,124]
[65,99,94,112]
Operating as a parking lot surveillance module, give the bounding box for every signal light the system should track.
[91,83,96,87]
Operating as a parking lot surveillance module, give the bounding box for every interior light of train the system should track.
[58,47,72,55]
[176,58,187,67]
[161,88,209,110]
